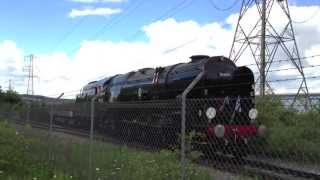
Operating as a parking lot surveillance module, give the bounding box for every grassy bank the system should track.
[256,97,320,161]
[0,120,211,180]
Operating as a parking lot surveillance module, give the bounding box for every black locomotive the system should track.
[77,55,254,101]
[70,55,265,156]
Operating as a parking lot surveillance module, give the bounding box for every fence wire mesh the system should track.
[0,96,319,179]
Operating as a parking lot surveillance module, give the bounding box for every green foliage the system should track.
[0,121,74,179]
[0,90,22,104]
[45,136,210,180]
[0,121,211,179]
[256,97,320,161]
[0,122,35,177]
[3,91,22,104]
[256,96,296,127]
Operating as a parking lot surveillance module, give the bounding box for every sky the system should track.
[0,0,319,98]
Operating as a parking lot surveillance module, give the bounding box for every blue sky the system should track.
[0,0,247,55]
[0,0,317,55]
[0,0,319,96]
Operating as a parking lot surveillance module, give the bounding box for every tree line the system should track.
[0,87,21,104]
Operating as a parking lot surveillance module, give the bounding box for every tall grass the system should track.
[0,121,211,179]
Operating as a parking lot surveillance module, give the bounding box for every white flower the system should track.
[53,174,57,178]
[0,170,3,174]
[70,175,73,179]
[15,131,19,135]
[95,167,100,171]
[33,178,37,180]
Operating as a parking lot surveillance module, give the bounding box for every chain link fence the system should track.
[0,95,319,179]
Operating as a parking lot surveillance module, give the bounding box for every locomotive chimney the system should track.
[190,55,210,63]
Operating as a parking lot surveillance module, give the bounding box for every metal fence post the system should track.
[8,104,18,125]
[49,102,54,138]
[89,95,98,180]
[48,93,64,162]
[26,102,30,125]
[181,71,204,180]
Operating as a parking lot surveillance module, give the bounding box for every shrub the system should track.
[2,90,21,104]
[256,97,320,161]
[0,122,32,176]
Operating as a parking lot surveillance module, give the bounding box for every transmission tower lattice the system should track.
[24,54,35,95]
[229,0,310,108]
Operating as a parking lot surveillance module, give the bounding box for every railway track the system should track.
[13,120,320,180]
[243,158,320,180]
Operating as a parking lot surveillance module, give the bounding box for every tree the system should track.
[3,90,21,104]
[0,86,3,102]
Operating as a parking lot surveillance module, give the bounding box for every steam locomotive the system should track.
[69,55,266,156]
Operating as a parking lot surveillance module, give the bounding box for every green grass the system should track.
[0,120,211,180]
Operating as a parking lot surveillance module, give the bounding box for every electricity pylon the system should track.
[24,54,35,95]
[229,0,310,109]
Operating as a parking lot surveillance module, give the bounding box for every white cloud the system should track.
[69,0,125,3]
[0,40,24,92]
[2,4,320,97]
[69,7,122,18]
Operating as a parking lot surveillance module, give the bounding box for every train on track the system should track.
[53,55,266,156]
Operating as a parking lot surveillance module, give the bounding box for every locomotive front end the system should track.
[189,57,266,157]
[203,106,267,156]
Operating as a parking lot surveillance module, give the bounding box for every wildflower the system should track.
[95,167,100,171]
[0,170,3,174]
[15,131,19,135]
[33,178,37,180]
[116,167,121,170]
[70,175,73,179]
[53,174,57,178]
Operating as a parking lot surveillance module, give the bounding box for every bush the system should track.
[1,90,21,104]
[256,97,320,161]
[0,122,33,176]
[0,121,64,179]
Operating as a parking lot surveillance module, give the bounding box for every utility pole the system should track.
[229,0,310,108]
[24,54,35,95]
[8,79,12,91]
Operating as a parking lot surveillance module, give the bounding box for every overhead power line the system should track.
[243,54,320,67]
[51,16,88,51]
[126,0,194,41]
[252,63,320,75]
[292,0,320,24]
[90,0,145,40]
[292,9,319,23]
[162,38,197,54]
[69,0,145,54]
[208,0,239,11]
